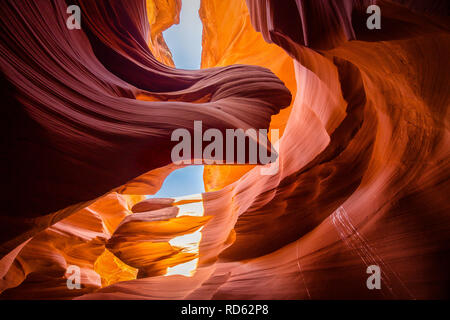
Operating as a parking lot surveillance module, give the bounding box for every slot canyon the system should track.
[0,0,449,299]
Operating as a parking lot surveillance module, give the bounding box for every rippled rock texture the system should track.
[1,0,449,299]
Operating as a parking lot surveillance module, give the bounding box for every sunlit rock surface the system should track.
[1,0,290,257]
[1,0,449,299]
[200,0,298,192]
[146,0,181,67]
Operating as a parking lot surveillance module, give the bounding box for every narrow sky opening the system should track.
[163,0,203,70]
[151,0,204,199]
[150,166,205,198]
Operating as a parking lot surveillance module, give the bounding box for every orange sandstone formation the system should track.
[200,0,297,191]
[1,0,449,300]
[146,0,181,67]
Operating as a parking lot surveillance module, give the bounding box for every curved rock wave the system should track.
[1,0,449,299]
[1,0,290,256]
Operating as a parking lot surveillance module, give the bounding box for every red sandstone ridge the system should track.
[1,0,449,299]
